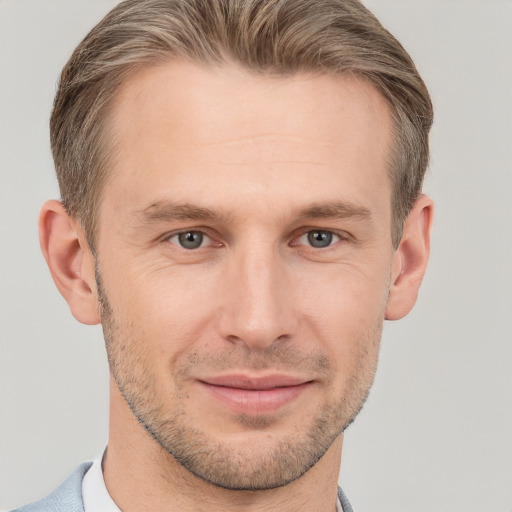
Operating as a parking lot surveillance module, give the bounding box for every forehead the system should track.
[102,61,393,220]
[111,61,392,149]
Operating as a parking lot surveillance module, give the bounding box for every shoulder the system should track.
[11,462,92,512]
[338,486,355,512]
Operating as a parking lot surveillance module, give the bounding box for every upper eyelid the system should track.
[162,227,212,240]
[167,230,209,238]
[291,227,351,241]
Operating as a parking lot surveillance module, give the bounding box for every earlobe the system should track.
[39,200,101,325]
[385,194,434,321]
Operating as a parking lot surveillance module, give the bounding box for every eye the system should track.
[168,231,210,250]
[296,230,341,248]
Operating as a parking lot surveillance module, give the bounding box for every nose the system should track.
[217,244,298,350]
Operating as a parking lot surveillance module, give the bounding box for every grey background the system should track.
[1,1,511,510]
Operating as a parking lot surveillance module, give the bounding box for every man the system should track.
[14,0,433,510]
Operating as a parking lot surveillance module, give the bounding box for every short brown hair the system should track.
[50,0,433,248]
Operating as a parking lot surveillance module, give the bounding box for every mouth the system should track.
[197,374,314,415]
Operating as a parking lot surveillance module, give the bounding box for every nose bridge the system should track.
[220,239,296,348]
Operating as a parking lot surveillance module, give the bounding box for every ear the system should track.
[39,200,101,325]
[385,194,434,321]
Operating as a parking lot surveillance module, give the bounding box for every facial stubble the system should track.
[96,268,383,491]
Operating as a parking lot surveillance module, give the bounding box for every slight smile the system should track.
[197,374,315,415]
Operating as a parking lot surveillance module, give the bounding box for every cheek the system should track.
[299,261,390,328]
[107,264,220,358]
[102,241,391,366]
[297,264,388,369]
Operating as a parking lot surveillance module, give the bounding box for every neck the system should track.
[104,383,343,512]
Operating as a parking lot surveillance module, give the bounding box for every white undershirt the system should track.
[82,452,120,512]
[82,450,344,512]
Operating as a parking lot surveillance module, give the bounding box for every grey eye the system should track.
[307,230,334,248]
[177,231,204,249]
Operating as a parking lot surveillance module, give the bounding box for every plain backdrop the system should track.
[1,1,511,511]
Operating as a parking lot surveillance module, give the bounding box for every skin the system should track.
[40,61,433,512]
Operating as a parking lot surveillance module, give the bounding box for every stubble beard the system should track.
[96,270,382,491]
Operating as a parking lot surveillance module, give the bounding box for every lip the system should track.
[197,374,314,415]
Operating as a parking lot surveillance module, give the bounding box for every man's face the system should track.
[95,62,395,490]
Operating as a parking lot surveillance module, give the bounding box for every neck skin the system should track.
[103,381,343,512]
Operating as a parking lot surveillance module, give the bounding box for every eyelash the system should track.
[166,231,214,250]
[294,230,342,249]
[165,229,348,251]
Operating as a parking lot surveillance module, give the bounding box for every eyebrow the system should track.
[133,199,372,226]
[133,201,231,225]
[294,202,372,221]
